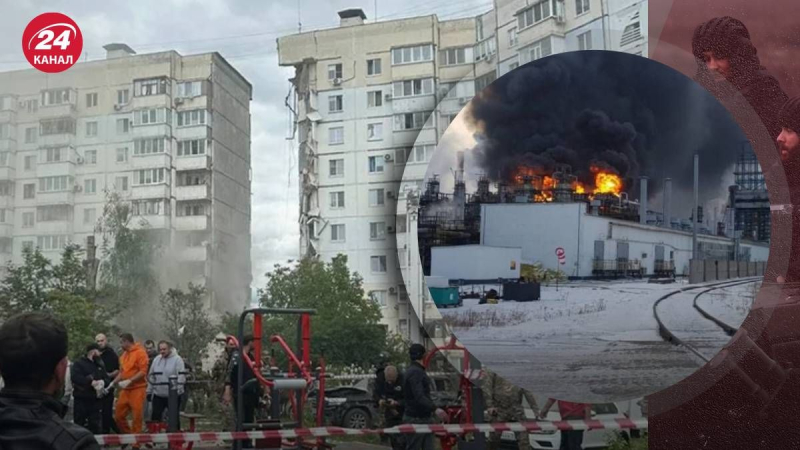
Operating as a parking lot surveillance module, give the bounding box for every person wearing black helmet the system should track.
[402,344,447,450]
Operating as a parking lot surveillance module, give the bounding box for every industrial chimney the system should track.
[453,151,466,221]
[663,178,672,229]
[639,176,648,225]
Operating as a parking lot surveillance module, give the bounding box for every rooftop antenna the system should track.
[375,0,378,21]
[297,0,302,33]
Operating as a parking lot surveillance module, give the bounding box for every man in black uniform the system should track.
[374,365,405,450]
[96,333,120,434]
[402,344,447,450]
[71,343,107,434]
[223,335,261,449]
[0,312,100,449]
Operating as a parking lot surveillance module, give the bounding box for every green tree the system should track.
[160,284,218,369]
[0,247,53,319]
[259,255,395,369]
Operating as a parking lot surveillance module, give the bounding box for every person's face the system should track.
[159,343,170,358]
[778,127,800,161]
[145,342,155,353]
[385,370,398,384]
[88,349,99,360]
[702,51,731,81]
[225,341,236,354]
[95,334,107,349]
[120,339,132,351]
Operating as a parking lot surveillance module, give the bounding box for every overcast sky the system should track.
[0,0,492,290]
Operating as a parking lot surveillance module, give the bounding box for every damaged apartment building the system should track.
[0,44,253,314]
[277,0,648,342]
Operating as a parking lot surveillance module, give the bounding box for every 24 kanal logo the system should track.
[22,12,83,73]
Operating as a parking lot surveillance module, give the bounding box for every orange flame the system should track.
[592,171,623,197]
[574,183,586,194]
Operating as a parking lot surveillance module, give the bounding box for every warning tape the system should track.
[325,370,483,381]
[94,419,648,446]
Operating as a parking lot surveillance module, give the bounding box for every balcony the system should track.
[175,215,209,231]
[131,153,171,169]
[174,125,210,141]
[130,124,171,140]
[38,133,75,148]
[36,191,74,204]
[39,103,77,119]
[36,221,72,235]
[177,246,209,262]
[0,197,12,209]
[0,110,16,123]
[37,161,75,178]
[0,139,15,152]
[0,166,15,181]
[132,94,171,109]
[130,183,171,199]
[0,223,12,238]
[176,184,211,201]
[175,155,211,171]
[131,214,170,230]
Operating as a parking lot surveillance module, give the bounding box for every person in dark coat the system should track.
[402,344,447,450]
[71,343,107,434]
[0,312,100,449]
[374,365,405,450]
[223,335,261,449]
[95,333,121,434]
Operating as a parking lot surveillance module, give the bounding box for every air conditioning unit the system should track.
[332,78,342,86]
[175,98,184,106]
[76,156,85,164]
[113,104,122,111]
[384,154,394,162]
[389,287,397,295]
[459,97,469,105]
[387,191,396,200]
[73,185,83,192]
[387,226,396,234]
[384,93,393,101]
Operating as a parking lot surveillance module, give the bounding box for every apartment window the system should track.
[116,147,128,163]
[23,184,35,199]
[438,82,456,100]
[134,78,169,96]
[476,19,485,41]
[37,235,68,251]
[576,0,590,15]
[371,290,387,306]
[329,159,344,177]
[367,123,383,141]
[0,97,11,111]
[367,91,383,108]
[330,191,345,209]
[134,168,166,185]
[86,92,98,108]
[40,118,76,135]
[328,95,343,113]
[22,212,34,228]
[24,155,36,171]
[41,147,65,163]
[370,255,387,273]
[114,176,129,191]
[134,138,166,155]
[0,124,8,140]
[176,81,202,98]
[132,200,168,216]
[39,176,70,192]
[329,127,344,145]
[37,205,71,222]
[367,58,382,75]
[84,179,97,194]
[527,36,553,62]
[22,241,34,252]
[85,121,98,137]
[369,188,385,207]
[182,204,206,216]
[177,109,207,126]
[0,182,12,196]
[135,108,168,125]
[395,148,411,164]
[328,64,343,81]
[509,62,519,71]
[508,27,518,47]
[116,118,130,134]
[392,78,434,98]
[439,48,467,66]
[331,224,346,242]
[25,127,38,144]
[41,88,71,106]
[25,99,38,113]
[397,215,408,233]
[0,153,8,167]
[518,0,556,29]
[578,31,592,50]
[368,155,385,173]
[391,44,433,65]
[83,208,96,225]
[117,89,130,105]
[409,144,435,163]
[370,222,386,240]
[475,39,497,61]
[177,139,206,156]
[84,150,97,165]
[394,111,431,131]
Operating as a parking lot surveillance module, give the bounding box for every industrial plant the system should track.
[419,148,770,281]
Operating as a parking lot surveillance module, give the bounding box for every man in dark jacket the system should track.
[0,312,100,449]
[374,365,405,450]
[402,344,447,450]
[223,335,261,449]
[95,333,120,434]
[71,343,107,434]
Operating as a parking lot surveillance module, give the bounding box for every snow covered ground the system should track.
[440,279,758,403]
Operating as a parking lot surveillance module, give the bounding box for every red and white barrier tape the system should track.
[325,370,483,381]
[94,419,648,446]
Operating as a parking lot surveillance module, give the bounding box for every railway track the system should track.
[653,278,760,363]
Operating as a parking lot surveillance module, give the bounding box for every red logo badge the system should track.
[22,12,83,73]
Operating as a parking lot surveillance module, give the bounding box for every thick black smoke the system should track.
[467,51,748,196]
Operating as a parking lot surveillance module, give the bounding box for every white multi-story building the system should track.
[0,44,253,314]
[277,0,648,343]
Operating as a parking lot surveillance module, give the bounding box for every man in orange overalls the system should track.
[112,333,149,441]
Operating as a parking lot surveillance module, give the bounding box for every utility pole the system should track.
[692,153,699,261]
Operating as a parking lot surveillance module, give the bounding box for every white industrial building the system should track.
[277,0,648,342]
[0,44,253,313]
[480,203,769,278]
[431,245,522,280]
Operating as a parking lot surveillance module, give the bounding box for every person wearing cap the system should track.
[402,344,447,450]
[71,343,108,434]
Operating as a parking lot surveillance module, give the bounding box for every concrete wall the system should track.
[689,259,766,283]
[431,245,522,280]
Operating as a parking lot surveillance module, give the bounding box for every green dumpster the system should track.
[430,286,461,308]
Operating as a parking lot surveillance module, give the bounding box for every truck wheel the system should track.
[343,408,372,429]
